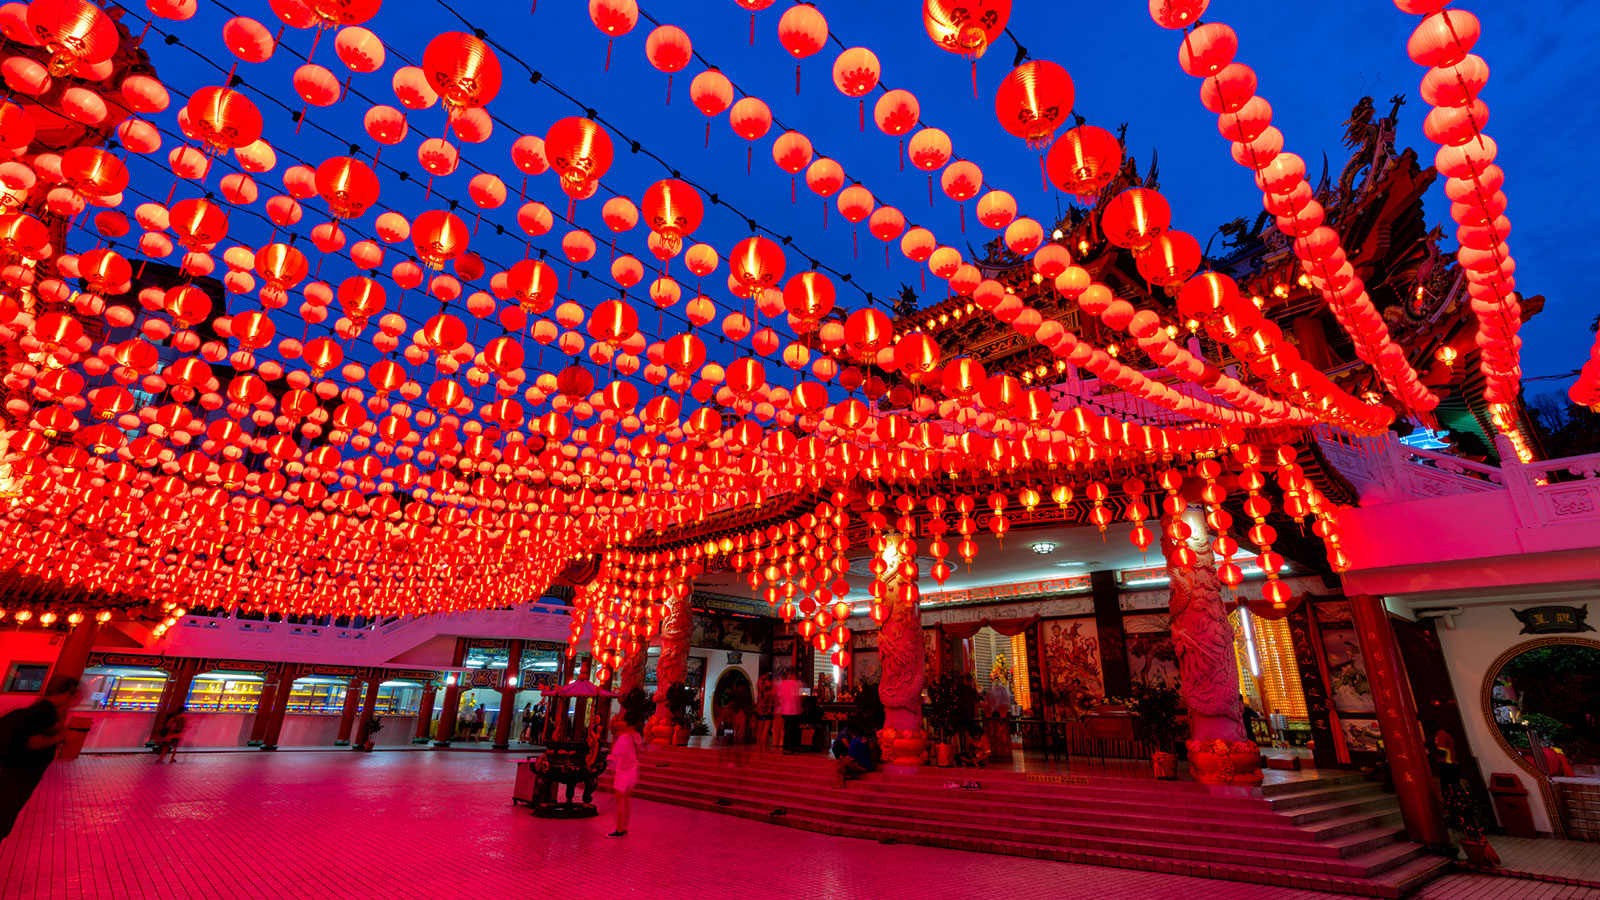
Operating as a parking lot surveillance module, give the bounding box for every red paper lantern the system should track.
[28,0,118,76]
[641,179,704,253]
[730,236,786,293]
[1102,188,1171,250]
[184,87,264,152]
[411,210,469,270]
[923,0,1010,59]
[1046,125,1122,196]
[994,60,1074,148]
[422,32,502,110]
[544,117,613,189]
[314,156,380,219]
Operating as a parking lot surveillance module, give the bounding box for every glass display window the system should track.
[375,681,424,715]
[81,666,170,711]
[285,677,350,714]
[185,673,265,712]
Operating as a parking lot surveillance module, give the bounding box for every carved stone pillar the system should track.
[1164,506,1261,785]
[876,535,929,767]
[649,580,693,746]
[617,638,648,700]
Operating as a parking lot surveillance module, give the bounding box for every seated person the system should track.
[833,725,873,787]
[956,724,991,768]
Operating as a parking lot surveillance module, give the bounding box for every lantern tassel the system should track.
[747,145,752,175]
[822,200,827,230]
[605,39,613,72]
[959,204,965,232]
[898,138,904,171]
[927,174,933,207]
[665,74,673,106]
[566,198,574,223]
[791,176,796,205]
[795,64,801,96]
[424,175,433,200]
[858,99,864,132]
[749,12,755,45]
[852,228,857,259]
[705,121,710,149]
[970,60,977,100]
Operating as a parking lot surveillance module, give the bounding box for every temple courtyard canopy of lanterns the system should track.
[1,0,1598,898]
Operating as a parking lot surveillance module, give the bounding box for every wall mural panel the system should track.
[1321,627,1377,714]
[1040,618,1104,719]
[852,651,882,689]
[1125,632,1180,691]
[688,613,766,653]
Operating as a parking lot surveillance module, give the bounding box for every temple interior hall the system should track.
[2,1,1598,898]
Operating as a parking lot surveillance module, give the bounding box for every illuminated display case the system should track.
[285,679,348,714]
[184,675,265,712]
[80,668,170,711]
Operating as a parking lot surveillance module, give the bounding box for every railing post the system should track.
[1496,435,1539,527]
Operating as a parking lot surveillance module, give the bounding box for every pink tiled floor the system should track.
[5,752,1598,900]
[1480,836,1600,884]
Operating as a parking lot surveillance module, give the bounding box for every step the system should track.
[622,773,1418,876]
[643,749,1309,811]
[621,782,1446,897]
[639,762,1295,824]
[630,768,1345,851]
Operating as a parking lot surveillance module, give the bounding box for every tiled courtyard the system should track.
[3,752,1598,900]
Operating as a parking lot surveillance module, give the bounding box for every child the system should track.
[957,724,991,768]
[607,713,644,837]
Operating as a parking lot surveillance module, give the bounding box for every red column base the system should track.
[877,727,932,767]
[1186,738,1265,785]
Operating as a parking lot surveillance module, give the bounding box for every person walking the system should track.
[754,674,775,752]
[606,711,645,838]
[0,676,80,841]
[156,706,187,763]
[471,704,486,742]
[776,671,803,753]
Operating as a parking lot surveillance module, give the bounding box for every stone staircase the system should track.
[603,746,1451,897]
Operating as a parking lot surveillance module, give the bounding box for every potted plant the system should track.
[1443,785,1501,866]
[1127,683,1184,780]
[360,716,384,752]
[925,675,964,767]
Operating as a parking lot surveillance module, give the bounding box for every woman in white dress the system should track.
[607,713,643,837]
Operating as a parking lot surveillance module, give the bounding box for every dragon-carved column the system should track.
[647,578,693,746]
[1164,506,1262,785]
[875,534,929,767]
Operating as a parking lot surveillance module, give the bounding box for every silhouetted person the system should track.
[156,706,187,763]
[1,676,81,841]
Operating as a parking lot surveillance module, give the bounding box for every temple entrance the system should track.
[709,668,752,741]
[1484,638,1600,841]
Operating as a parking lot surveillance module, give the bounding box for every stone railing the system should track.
[1497,437,1600,529]
[1318,435,1502,505]
[1323,431,1600,534]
